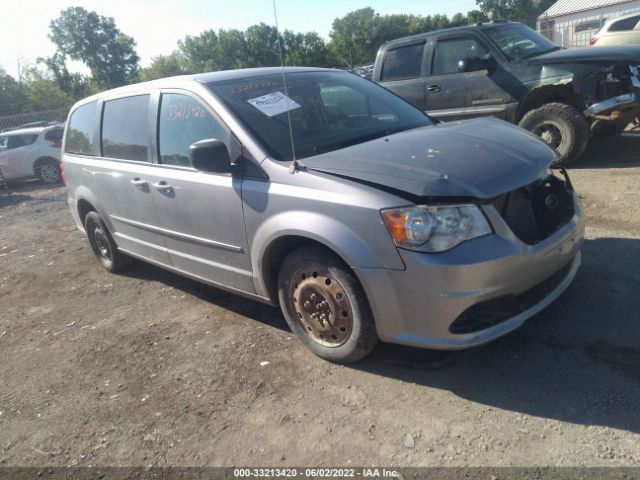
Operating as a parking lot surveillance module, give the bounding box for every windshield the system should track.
[484,23,560,61]
[208,71,433,162]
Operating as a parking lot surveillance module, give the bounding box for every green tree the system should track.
[0,67,27,114]
[283,31,333,66]
[140,53,188,81]
[476,0,552,26]
[245,23,280,67]
[329,7,380,66]
[21,67,73,110]
[49,6,140,89]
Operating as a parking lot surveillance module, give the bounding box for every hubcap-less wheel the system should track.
[39,163,60,184]
[89,223,112,261]
[534,122,564,149]
[292,268,353,347]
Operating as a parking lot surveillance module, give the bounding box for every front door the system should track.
[150,91,254,293]
[376,41,428,110]
[424,34,512,121]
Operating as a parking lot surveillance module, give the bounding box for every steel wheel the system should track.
[291,267,353,347]
[534,121,564,150]
[88,220,112,262]
[83,211,132,273]
[277,246,378,363]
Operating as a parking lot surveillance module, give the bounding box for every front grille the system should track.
[449,261,573,334]
[491,172,575,245]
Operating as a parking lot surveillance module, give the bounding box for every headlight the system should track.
[381,205,492,252]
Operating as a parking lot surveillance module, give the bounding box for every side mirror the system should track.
[189,139,232,174]
[458,55,496,73]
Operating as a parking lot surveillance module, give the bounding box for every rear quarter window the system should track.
[44,127,64,143]
[381,43,425,81]
[101,95,150,162]
[65,101,98,155]
[609,15,640,32]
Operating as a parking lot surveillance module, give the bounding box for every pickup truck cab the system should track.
[372,20,640,164]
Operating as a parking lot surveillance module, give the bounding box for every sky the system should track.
[0,0,477,79]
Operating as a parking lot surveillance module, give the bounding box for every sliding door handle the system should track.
[427,84,441,93]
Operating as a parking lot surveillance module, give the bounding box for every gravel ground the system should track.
[0,134,639,468]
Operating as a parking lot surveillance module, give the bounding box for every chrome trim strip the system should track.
[427,105,506,117]
[111,215,244,253]
[114,231,253,278]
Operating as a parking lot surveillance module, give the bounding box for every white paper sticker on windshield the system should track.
[247,91,301,117]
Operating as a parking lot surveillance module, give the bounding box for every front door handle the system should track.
[427,84,441,93]
[152,181,173,192]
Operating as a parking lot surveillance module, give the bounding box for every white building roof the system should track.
[539,0,637,19]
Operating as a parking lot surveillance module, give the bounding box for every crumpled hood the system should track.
[301,117,556,200]
[527,45,640,65]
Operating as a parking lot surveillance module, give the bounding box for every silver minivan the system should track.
[63,67,584,363]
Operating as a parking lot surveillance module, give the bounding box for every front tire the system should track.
[84,211,132,273]
[518,102,589,165]
[277,246,378,363]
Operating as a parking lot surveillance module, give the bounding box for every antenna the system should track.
[272,0,299,174]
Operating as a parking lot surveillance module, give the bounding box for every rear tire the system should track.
[35,159,61,184]
[518,102,589,165]
[84,211,132,273]
[277,246,378,363]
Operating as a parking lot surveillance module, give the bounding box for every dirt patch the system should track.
[0,136,639,467]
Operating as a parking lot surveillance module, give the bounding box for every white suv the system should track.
[0,123,64,185]
[590,12,640,46]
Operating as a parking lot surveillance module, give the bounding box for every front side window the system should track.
[208,71,432,162]
[158,94,229,167]
[432,37,489,76]
[65,101,98,155]
[381,43,425,81]
[102,95,149,162]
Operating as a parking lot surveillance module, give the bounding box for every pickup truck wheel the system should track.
[518,103,589,165]
[84,211,132,273]
[277,246,378,363]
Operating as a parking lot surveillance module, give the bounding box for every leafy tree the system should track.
[20,67,73,110]
[476,0,554,26]
[49,6,140,89]
[329,8,380,66]
[0,67,28,115]
[140,53,188,81]
[245,23,280,67]
[283,31,333,66]
[40,52,95,100]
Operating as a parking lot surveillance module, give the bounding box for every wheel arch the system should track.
[516,84,586,123]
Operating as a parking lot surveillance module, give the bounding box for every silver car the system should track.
[62,67,584,363]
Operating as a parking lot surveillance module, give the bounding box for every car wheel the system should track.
[35,159,62,184]
[84,211,132,272]
[518,102,589,165]
[277,246,378,363]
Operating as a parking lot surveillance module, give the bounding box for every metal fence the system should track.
[0,108,69,133]
[538,6,640,48]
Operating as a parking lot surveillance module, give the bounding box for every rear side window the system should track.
[158,93,229,167]
[381,43,425,81]
[609,15,640,31]
[102,95,150,162]
[65,101,98,155]
[432,37,489,76]
[7,134,37,149]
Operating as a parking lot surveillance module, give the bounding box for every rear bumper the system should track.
[355,196,584,350]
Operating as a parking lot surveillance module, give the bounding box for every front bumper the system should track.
[355,195,585,350]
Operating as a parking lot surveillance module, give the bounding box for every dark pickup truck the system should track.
[372,20,640,163]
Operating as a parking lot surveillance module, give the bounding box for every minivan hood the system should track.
[301,117,555,200]
[527,45,640,65]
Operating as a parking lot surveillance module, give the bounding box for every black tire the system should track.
[84,211,132,273]
[518,102,589,165]
[277,246,378,363]
[35,159,62,184]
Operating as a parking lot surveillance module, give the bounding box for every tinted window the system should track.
[484,23,558,60]
[433,37,489,76]
[65,101,98,155]
[158,94,229,167]
[208,71,432,162]
[102,95,149,162]
[610,15,640,31]
[0,137,6,150]
[575,20,604,33]
[381,43,425,81]
[44,127,64,143]
[7,134,37,149]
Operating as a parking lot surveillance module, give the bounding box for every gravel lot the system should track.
[0,134,639,468]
